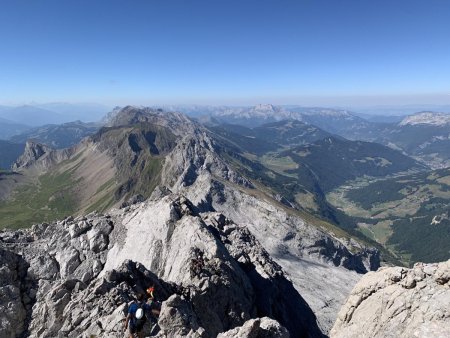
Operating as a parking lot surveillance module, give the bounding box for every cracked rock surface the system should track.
[0,194,324,338]
[330,260,450,338]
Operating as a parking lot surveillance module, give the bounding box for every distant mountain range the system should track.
[344,112,450,169]
[0,140,25,170]
[348,104,450,117]
[193,104,450,169]
[193,103,361,129]
[0,105,68,126]
[399,111,450,126]
[0,117,30,139]
[0,103,111,127]
[0,119,101,169]
[353,113,405,123]
[9,120,100,149]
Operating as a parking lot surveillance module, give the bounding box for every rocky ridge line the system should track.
[0,194,325,338]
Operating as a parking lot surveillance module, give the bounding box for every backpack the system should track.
[133,302,147,329]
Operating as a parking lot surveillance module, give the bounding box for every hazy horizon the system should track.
[2,99,450,118]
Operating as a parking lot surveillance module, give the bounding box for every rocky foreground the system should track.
[0,194,325,338]
[2,194,449,338]
[331,260,450,338]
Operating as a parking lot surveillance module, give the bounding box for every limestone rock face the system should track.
[154,116,380,333]
[0,194,324,338]
[160,131,253,190]
[12,141,51,169]
[106,106,198,136]
[330,260,450,338]
[103,195,324,338]
[12,141,74,172]
[166,169,378,332]
[0,213,115,338]
[156,294,205,337]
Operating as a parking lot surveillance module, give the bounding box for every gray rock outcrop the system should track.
[330,260,450,338]
[0,194,324,338]
[12,141,74,172]
[159,126,380,332]
[103,195,324,337]
[217,317,290,338]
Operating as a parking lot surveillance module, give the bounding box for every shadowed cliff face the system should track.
[0,248,29,338]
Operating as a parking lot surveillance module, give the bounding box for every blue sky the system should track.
[1,0,449,106]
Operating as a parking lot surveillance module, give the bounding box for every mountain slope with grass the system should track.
[208,121,426,218]
[0,109,179,229]
[281,136,427,192]
[9,120,100,149]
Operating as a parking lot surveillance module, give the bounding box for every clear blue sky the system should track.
[1,0,450,106]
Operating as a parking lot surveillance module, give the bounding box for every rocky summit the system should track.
[0,194,324,338]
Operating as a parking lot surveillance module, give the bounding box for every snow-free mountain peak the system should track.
[399,111,450,126]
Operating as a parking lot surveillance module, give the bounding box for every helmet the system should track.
[135,308,144,319]
[147,286,155,298]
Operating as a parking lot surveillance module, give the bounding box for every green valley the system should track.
[327,168,450,265]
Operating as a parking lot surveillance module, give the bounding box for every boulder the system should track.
[330,260,450,338]
[55,249,80,279]
[157,294,205,337]
[217,317,290,338]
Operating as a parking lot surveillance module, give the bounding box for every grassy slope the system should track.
[98,123,174,202]
[0,168,79,229]
[283,137,426,192]
[0,123,175,229]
